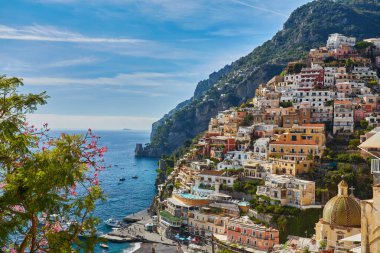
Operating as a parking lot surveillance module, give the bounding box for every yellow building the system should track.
[271,155,313,176]
[315,180,361,252]
[270,124,326,159]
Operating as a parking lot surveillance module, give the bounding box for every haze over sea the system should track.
[52,130,158,253]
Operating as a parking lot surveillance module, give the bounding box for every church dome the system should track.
[322,180,361,227]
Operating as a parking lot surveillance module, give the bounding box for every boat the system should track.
[119,177,126,181]
[132,175,138,179]
[79,230,103,239]
[105,217,122,228]
[100,243,109,249]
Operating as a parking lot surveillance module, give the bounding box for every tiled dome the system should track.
[322,180,361,227]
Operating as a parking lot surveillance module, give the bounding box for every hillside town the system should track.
[151,34,380,253]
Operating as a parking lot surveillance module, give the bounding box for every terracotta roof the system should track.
[334,100,352,105]
[199,170,225,176]
[270,139,318,145]
[300,124,325,128]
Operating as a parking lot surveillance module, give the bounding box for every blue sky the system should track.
[0,0,310,130]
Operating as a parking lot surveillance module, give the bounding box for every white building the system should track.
[217,160,242,171]
[326,33,356,49]
[280,90,337,107]
[253,138,270,159]
[256,174,317,208]
[197,170,238,188]
[364,37,380,49]
[224,151,253,164]
[352,66,378,81]
[333,100,354,134]
[244,159,272,180]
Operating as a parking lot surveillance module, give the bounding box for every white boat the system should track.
[100,243,109,249]
[79,230,103,238]
[105,217,122,228]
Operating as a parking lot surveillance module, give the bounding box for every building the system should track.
[256,174,316,208]
[253,137,270,159]
[188,207,231,236]
[315,180,361,252]
[333,100,354,134]
[209,136,236,160]
[326,33,356,49]
[197,170,238,188]
[175,165,200,190]
[298,68,325,89]
[188,202,241,236]
[280,89,337,107]
[311,105,333,123]
[271,155,313,176]
[269,124,326,160]
[227,216,279,251]
[244,160,272,180]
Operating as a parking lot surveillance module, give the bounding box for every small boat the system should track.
[132,175,138,179]
[105,217,122,228]
[79,230,103,238]
[119,177,126,181]
[100,243,109,249]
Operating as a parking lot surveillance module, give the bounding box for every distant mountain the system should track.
[142,0,380,157]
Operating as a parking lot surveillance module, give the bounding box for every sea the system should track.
[52,130,158,253]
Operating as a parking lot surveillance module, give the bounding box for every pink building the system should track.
[354,108,366,122]
[227,216,279,251]
[335,82,352,95]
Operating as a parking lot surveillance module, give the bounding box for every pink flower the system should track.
[11,205,25,213]
[52,221,62,233]
[0,182,6,189]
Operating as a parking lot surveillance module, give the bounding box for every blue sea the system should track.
[53,130,158,253]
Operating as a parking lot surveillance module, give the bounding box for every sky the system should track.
[0,0,310,130]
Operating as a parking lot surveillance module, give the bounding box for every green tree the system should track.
[0,76,107,252]
[279,101,293,108]
[360,120,369,129]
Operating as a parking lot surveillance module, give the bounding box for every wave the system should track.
[124,242,141,253]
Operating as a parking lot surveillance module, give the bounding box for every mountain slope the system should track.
[143,0,380,157]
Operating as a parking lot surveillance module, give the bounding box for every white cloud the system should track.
[23,72,192,87]
[49,57,99,67]
[27,114,158,130]
[0,24,146,44]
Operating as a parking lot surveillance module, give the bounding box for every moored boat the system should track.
[105,217,122,228]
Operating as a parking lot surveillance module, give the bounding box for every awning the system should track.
[359,131,380,149]
[350,246,362,253]
[340,233,361,242]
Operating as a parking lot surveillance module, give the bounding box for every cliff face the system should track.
[142,0,380,157]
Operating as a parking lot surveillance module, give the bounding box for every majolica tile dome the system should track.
[322,180,361,227]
